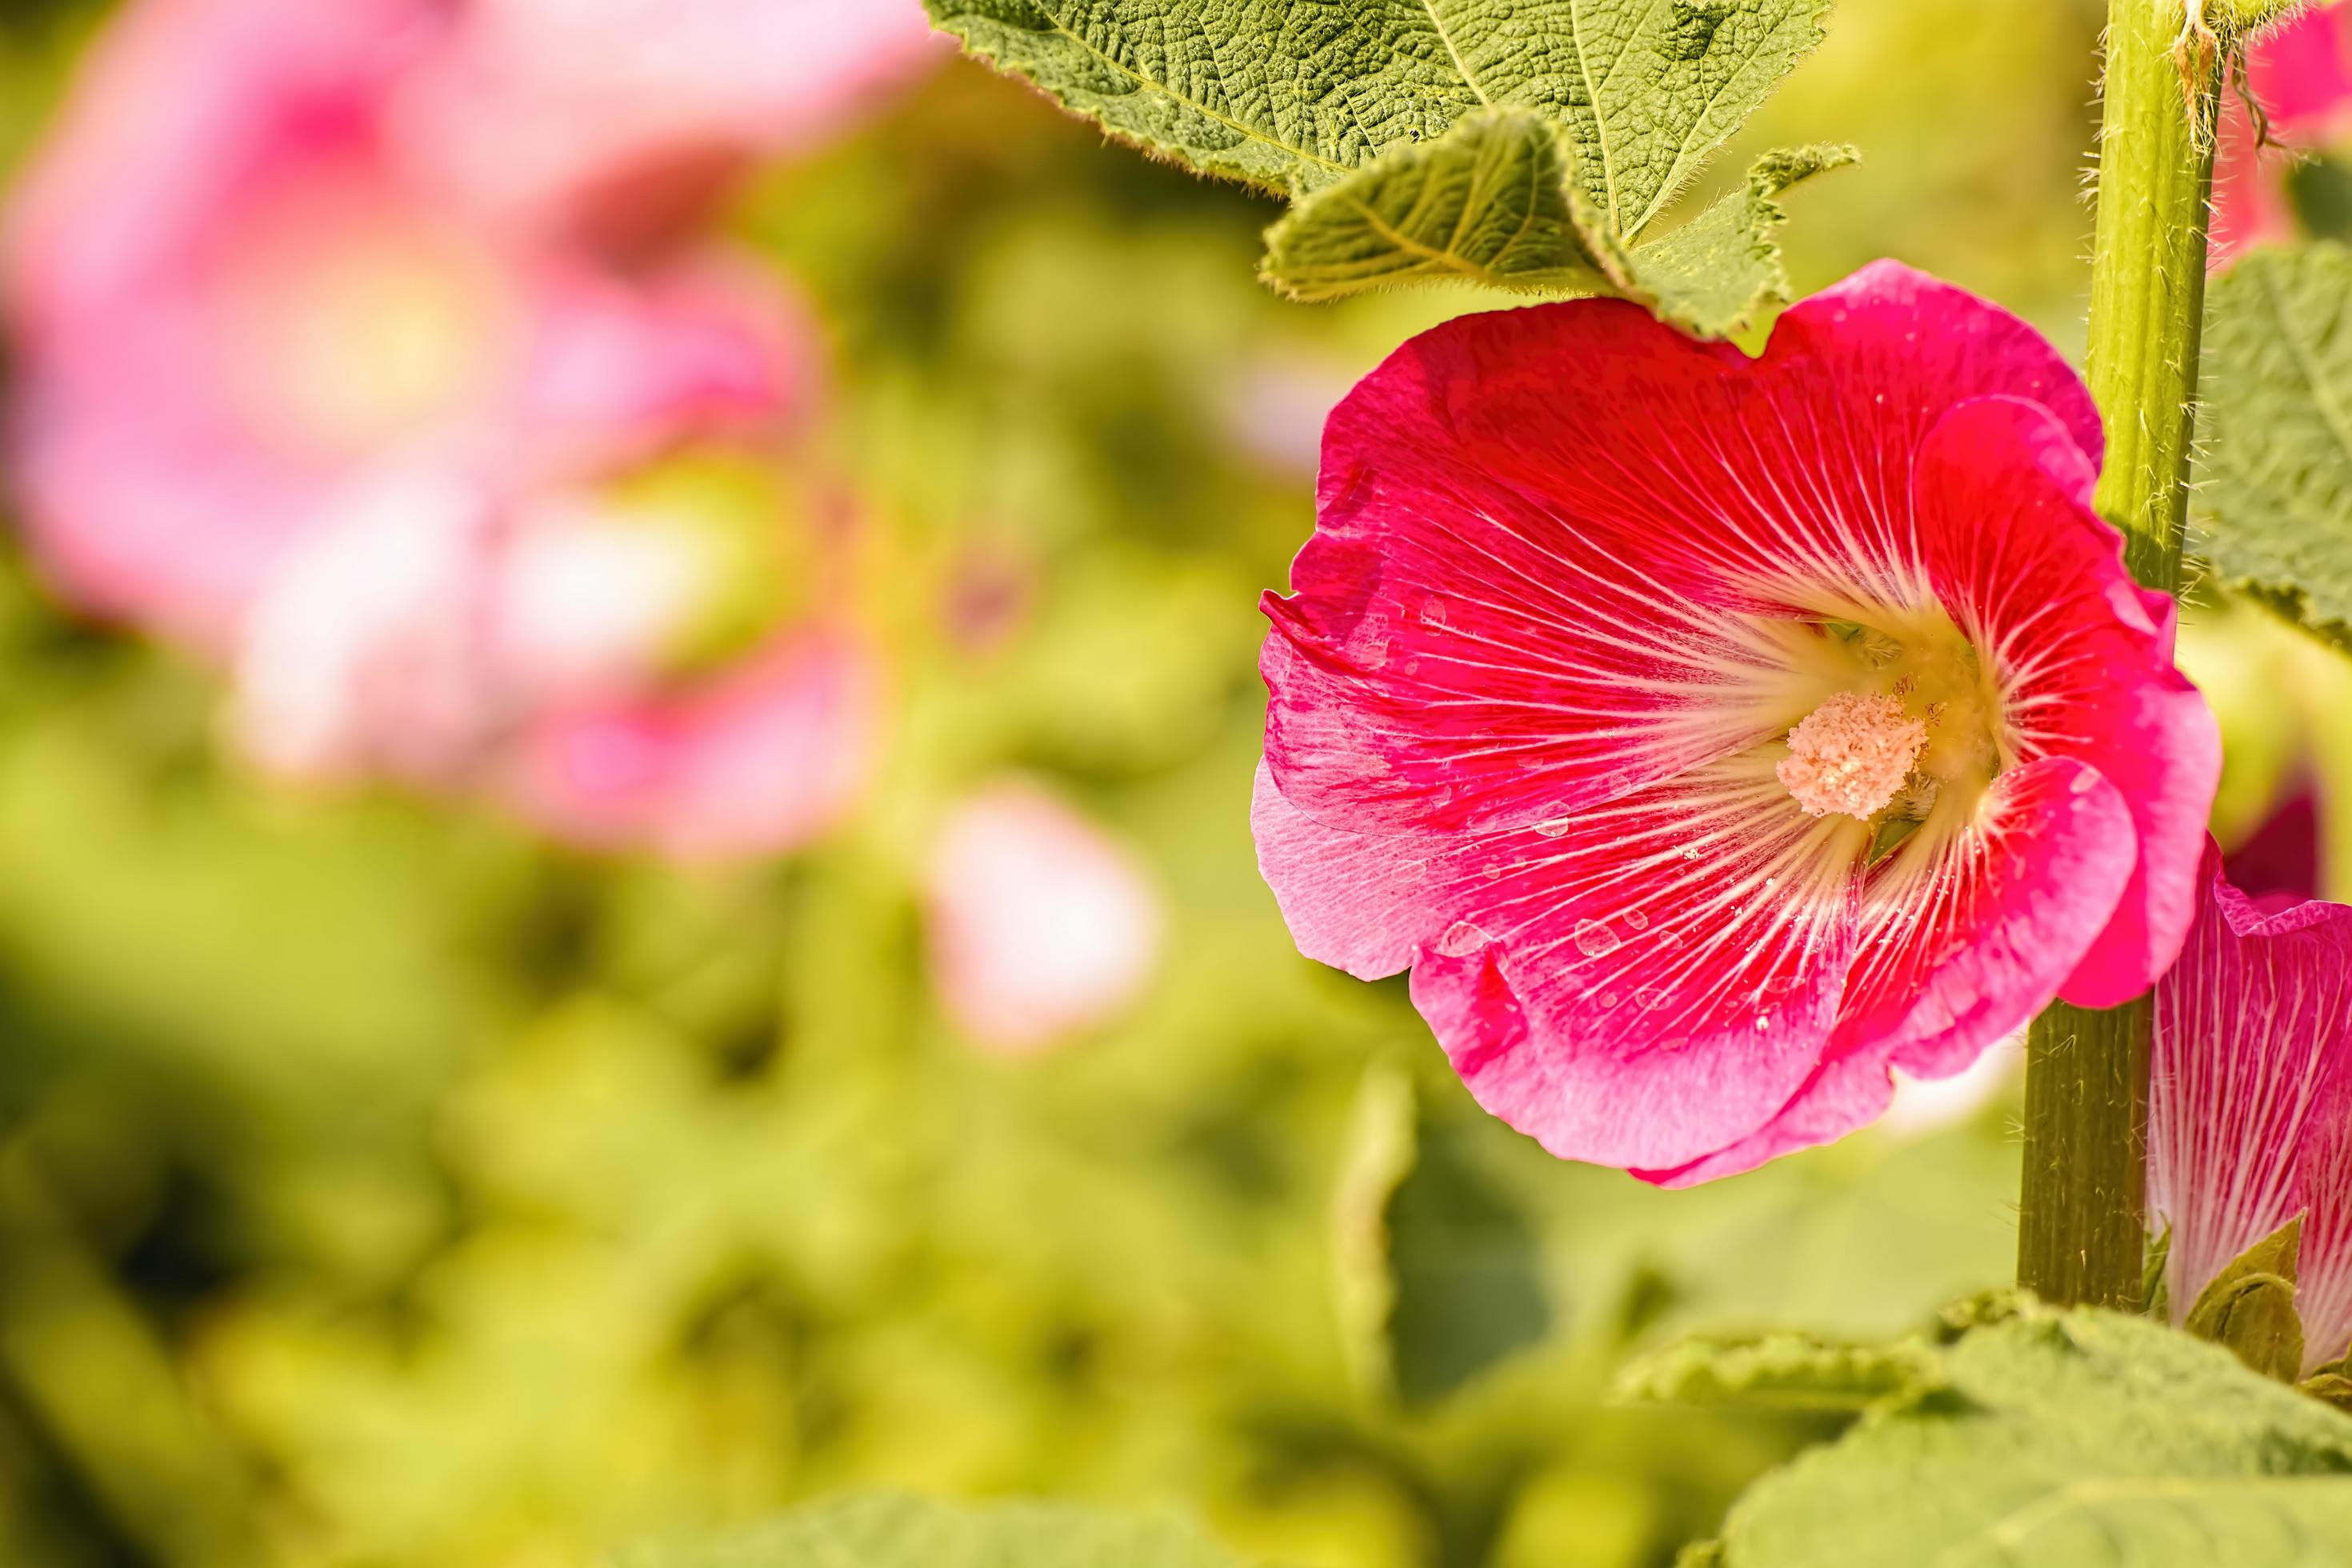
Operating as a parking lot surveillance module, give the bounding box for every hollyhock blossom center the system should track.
[1777,690,1925,820]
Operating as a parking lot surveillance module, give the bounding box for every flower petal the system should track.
[1898,396,2221,1008]
[1646,755,2137,1186]
[2151,843,2352,1356]
[1258,757,1864,1170]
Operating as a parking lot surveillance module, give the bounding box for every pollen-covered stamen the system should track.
[1776,690,1928,820]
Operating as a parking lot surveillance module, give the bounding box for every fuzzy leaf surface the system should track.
[1671,1307,2352,1566]
[925,0,1838,323]
[2198,242,2352,646]
[618,1494,1243,1568]
[1258,111,1849,334]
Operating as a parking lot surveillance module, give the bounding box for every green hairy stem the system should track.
[2016,0,2223,1307]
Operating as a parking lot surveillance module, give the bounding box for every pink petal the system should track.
[2151,843,2352,1370]
[1904,394,2219,1007]
[1647,756,2137,1186]
[1262,262,2099,841]
[1258,761,1865,1171]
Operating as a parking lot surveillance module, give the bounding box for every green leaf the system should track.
[2196,242,2352,648]
[1606,144,1858,335]
[1616,1330,1944,1414]
[926,0,1839,323]
[616,1493,1245,1568]
[1332,1063,1551,1406]
[1258,110,1610,303]
[1259,116,1852,334]
[2184,1215,2306,1382]
[1675,1306,2352,1566]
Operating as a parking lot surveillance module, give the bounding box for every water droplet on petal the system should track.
[1636,986,1668,1010]
[1437,920,1490,957]
[1599,990,1621,1010]
[1753,1013,1774,1031]
[2070,769,2101,795]
[1418,595,1450,630]
[1574,919,1623,958]
[1654,931,1684,951]
[1535,810,1575,838]
[1659,1035,1691,1052]
[1624,909,1650,930]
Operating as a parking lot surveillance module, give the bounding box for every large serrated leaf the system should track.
[1257,109,1850,334]
[616,1493,1244,1568]
[1259,110,1611,302]
[926,0,1839,327]
[2197,242,2352,648]
[1670,1307,2352,1566]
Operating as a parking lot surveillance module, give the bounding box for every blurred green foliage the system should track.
[0,3,2341,1566]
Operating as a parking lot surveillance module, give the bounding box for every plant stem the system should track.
[2015,0,2222,1308]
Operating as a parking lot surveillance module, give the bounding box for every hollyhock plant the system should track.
[924,783,1163,1054]
[2150,843,2352,1374]
[1254,262,2220,1183]
[6,0,894,860]
[3,0,810,650]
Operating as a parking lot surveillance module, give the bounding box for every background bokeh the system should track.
[0,2,2344,1566]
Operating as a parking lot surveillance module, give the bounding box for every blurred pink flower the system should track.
[6,0,811,646]
[6,0,894,860]
[925,784,1164,1054]
[1254,262,2219,1182]
[395,0,948,250]
[2150,842,2352,1372]
[2212,4,2352,267]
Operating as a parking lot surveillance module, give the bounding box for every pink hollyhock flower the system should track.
[3,0,811,649]
[394,0,948,250]
[2150,843,2352,1373]
[1254,262,2220,1182]
[923,784,1163,1054]
[2211,3,2352,266]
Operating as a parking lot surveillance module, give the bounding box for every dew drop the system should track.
[1418,595,1451,630]
[1624,909,1650,930]
[1753,1013,1774,1031]
[1437,919,1490,957]
[1659,1034,1691,1052]
[1599,990,1621,1010]
[2070,769,2102,795]
[1636,986,1668,1010]
[1535,810,1575,838]
[1482,863,1503,879]
[1574,918,1623,958]
[1654,931,1684,951]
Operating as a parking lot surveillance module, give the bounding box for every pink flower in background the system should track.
[2150,843,2352,1373]
[1254,263,2219,1182]
[2212,3,2352,266]
[5,0,901,860]
[925,784,1163,1054]
[397,0,948,250]
[5,0,810,646]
